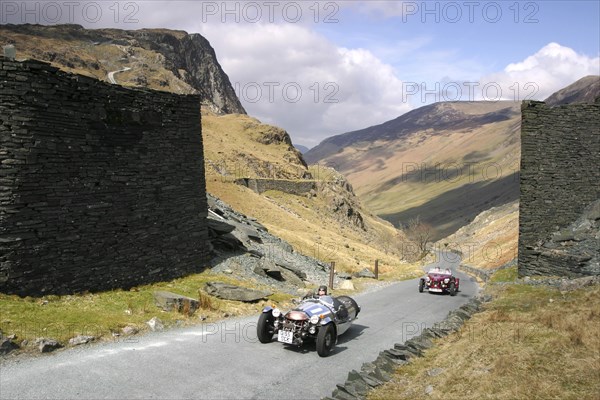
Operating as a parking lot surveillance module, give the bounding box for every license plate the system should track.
[429,288,442,292]
[277,330,294,344]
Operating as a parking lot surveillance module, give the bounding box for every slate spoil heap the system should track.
[206,194,340,295]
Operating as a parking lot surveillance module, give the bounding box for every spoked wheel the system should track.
[316,324,335,357]
[257,312,275,343]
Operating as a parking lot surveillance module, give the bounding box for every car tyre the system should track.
[316,324,335,357]
[418,278,425,293]
[257,312,275,343]
[448,282,457,296]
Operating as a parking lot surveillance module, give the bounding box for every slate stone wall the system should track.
[518,100,600,277]
[234,178,316,195]
[0,57,210,296]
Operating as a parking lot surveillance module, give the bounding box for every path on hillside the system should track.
[107,67,131,84]
[0,253,478,400]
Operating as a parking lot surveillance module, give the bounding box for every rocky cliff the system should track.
[0,24,245,114]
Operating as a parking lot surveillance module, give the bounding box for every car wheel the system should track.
[448,282,457,296]
[257,312,275,343]
[316,324,335,357]
[418,279,425,293]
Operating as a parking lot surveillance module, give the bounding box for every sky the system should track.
[3,1,599,148]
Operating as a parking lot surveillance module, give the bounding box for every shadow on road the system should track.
[337,324,368,344]
[279,323,368,356]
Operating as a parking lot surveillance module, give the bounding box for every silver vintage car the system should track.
[257,293,360,357]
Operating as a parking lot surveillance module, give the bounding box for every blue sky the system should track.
[3,1,598,147]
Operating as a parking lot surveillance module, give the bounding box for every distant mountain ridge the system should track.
[305,77,599,242]
[304,101,517,164]
[0,23,246,114]
[544,75,600,106]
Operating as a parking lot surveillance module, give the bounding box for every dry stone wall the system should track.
[0,57,210,296]
[519,100,600,277]
[234,178,316,195]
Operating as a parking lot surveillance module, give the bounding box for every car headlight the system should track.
[444,278,450,284]
[310,315,320,325]
[272,308,281,318]
[426,277,431,282]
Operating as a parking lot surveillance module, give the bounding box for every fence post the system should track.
[374,259,379,280]
[329,261,335,289]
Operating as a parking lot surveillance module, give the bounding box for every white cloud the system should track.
[196,23,411,147]
[399,43,599,105]
[479,43,600,101]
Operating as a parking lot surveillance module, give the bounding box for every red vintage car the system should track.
[419,269,459,296]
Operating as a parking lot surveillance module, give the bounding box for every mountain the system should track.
[294,144,310,154]
[305,101,522,240]
[305,102,517,165]
[545,75,600,106]
[0,24,245,114]
[306,73,600,244]
[0,24,414,278]
[202,111,411,272]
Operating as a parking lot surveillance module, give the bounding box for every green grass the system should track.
[489,265,518,283]
[0,271,292,346]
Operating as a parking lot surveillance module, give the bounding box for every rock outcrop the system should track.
[0,24,245,115]
[206,194,341,294]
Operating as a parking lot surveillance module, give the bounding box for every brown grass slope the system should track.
[203,110,417,276]
[306,101,522,241]
[369,280,600,400]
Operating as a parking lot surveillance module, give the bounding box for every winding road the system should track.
[0,253,478,399]
[107,67,131,84]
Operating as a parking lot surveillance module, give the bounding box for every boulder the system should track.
[154,291,199,315]
[235,225,263,243]
[0,336,19,355]
[146,317,164,332]
[68,335,95,346]
[254,262,284,281]
[121,325,139,335]
[254,260,305,287]
[207,218,236,235]
[339,280,355,290]
[204,282,271,302]
[212,233,245,251]
[36,338,62,353]
[355,268,376,279]
[337,272,352,280]
[275,259,308,280]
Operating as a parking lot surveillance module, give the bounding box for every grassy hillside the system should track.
[437,201,519,269]
[202,111,418,277]
[307,102,521,241]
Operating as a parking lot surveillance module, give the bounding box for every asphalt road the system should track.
[0,253,477,400]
